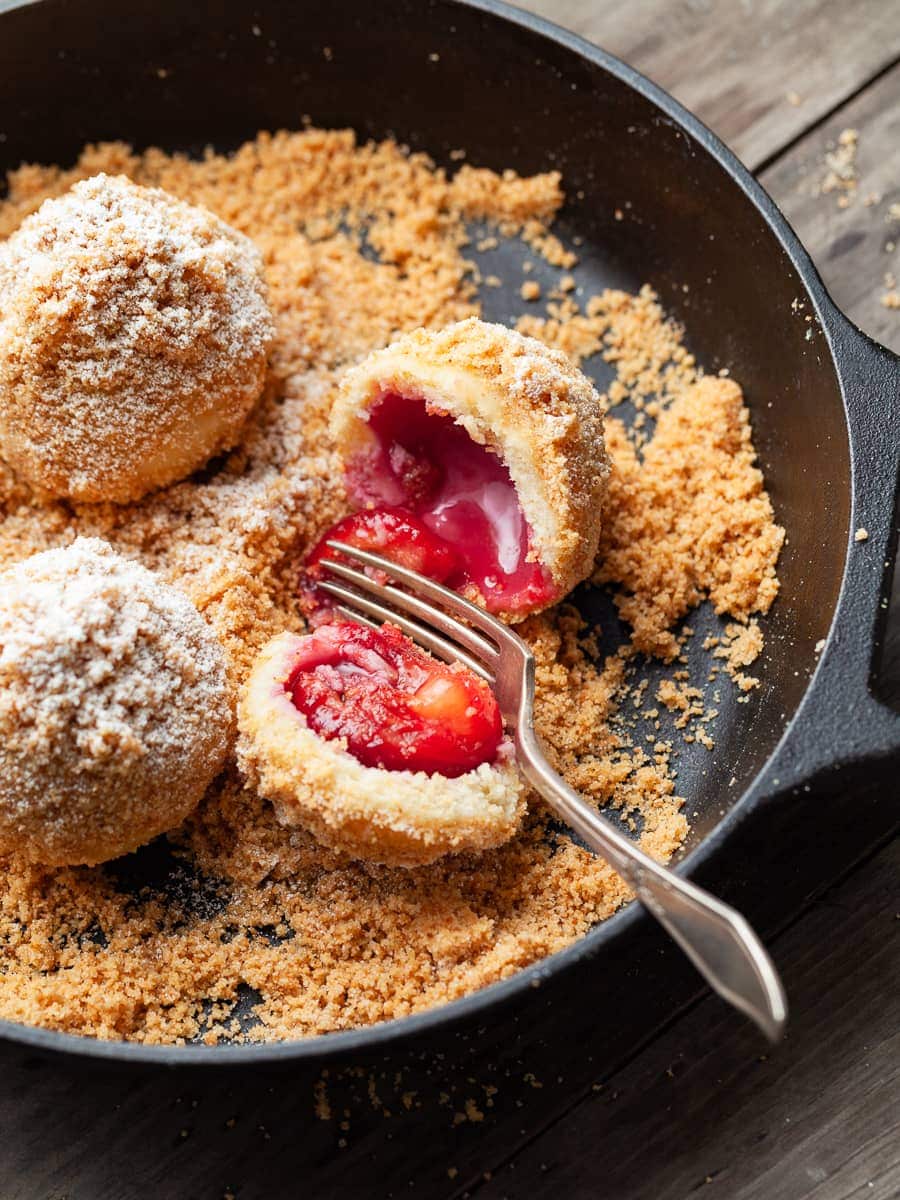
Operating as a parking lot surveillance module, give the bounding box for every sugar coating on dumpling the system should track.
[0,173,274,503]
[0,537,232,866]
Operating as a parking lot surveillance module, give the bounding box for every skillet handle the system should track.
[832,312,900,737]
[767,306,900,792]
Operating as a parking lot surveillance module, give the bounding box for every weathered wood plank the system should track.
[0,962,672,1198]
[519,0,900,171]
[760,60,900,697]
[761,60,900,357]
[470,839,900,1200]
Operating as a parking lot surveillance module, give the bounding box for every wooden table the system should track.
[2,3,898,1197]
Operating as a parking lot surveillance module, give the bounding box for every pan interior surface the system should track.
[0,0,851,1053]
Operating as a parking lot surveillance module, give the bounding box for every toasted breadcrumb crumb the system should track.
[821,129,859,205]
[712,622,764,692]
[0,129,782,1044]
[595,382,783,660]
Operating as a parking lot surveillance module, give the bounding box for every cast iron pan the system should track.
[0,0,898,1068]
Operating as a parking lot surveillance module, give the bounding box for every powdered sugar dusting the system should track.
[0,537,232,865]
[0,173,274,502]
[508,326,581,402]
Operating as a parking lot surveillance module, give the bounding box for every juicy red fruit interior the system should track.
[338,392,557,614]
[287,621,503,777]
[305,507,461,589]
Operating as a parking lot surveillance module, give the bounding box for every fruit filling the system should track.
[305,507,461,590]
[323,392,557,615]
[286,621,503,777]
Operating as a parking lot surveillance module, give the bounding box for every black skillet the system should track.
[0,0,897,1068]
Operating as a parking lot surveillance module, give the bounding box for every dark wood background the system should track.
[2,3,898,1197]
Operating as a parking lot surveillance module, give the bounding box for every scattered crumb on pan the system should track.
[0,129,782,1044]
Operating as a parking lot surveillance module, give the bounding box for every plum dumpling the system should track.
[313,318,610,622]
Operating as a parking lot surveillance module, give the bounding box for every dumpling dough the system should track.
[0,173,274,503]
[0,538,232,866]
[238,629,524,868]
[331,317,610,620]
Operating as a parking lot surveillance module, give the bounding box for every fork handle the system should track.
[516,728,788,1042]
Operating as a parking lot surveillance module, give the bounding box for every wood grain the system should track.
[470,839,900,1200]
[761,60,900,356]
[759,59,900,694]
[519,0,900,171]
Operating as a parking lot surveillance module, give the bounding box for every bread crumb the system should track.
[708,622,764,691]
[695,727,715,751]
[313,1078,331,1121]
[821,129,859,204]
[520,280,541,301]
[593,382,783,661]
[855,527,869,542]
[0,128,781,1046]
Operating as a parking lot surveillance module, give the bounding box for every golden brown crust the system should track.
[331,318,609,617]
[237,631,525,867]
[0,174,274,503]
[0,538,233,865]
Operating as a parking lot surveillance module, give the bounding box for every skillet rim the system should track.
[0,0,894,1067]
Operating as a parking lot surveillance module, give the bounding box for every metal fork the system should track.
[318,539,788,1042]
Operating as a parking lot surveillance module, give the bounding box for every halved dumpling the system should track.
[325,318,609,621]
[237,623,524,867]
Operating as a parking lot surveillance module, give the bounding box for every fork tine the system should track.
[320,555,501,663]
[321,584,495,683]
[333,604,381,632]
[333,601,493,680]
[325,540,528,656]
